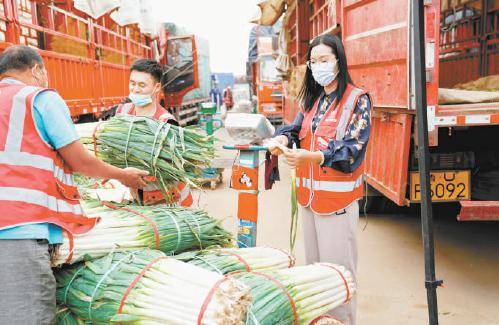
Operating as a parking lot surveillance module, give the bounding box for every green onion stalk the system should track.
[176,247,295,275]
[234,263,355,325]
[81,116,215,192]
[73,174,105,190]
[290,165,298,254]
[55,249,252,324]
[56,306,88,325]
[52,200,234,266]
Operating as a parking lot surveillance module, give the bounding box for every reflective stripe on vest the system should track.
[297,174,364,192]
[116,103,133,115]
[0,152,74,186]
[141,182,191,206]
[0,83,94,233]
[4,86,39,151]
[296,84,368,214]
[159,112,174,122]
[0,187,83,214]
[178,183,191,202]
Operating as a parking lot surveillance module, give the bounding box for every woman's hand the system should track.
[283,149,324,168]
[267,135,289,156]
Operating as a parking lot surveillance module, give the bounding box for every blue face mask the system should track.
[311,61,339,87]
[129,93,153,107]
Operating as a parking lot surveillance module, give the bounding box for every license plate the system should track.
[410,170,470,202]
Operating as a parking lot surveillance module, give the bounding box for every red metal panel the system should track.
[342,0,409,109]
[439,54,481,87]
[366,112,413,206]
[341,1,415,205]
[458,201,499,221]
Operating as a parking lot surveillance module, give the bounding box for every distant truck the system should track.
[160,23,212,126]
[247,26,283,124]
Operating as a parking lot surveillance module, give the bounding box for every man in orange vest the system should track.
[116,58,193,207]
[0,45,148,324]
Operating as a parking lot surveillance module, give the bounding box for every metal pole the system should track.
[412,0,443,324]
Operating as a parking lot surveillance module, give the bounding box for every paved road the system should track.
[194,129,499,325]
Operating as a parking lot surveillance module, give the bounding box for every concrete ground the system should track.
[193,129,499,325]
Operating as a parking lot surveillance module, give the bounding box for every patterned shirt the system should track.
[312,91,337,133]
[275,90,372,173]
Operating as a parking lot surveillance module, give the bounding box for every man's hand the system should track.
[267,135,289,156]
[117,167,149,189]
[283,148,324,168]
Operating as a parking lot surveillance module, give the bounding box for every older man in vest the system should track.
[0,45,148,324]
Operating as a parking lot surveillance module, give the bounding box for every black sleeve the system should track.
[273,112,304,148]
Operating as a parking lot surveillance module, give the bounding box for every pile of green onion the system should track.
[176,247,295,274]
[52,200,233,266]
[83,116,215,191]
[56,249,252,324]
[234,263,355,324]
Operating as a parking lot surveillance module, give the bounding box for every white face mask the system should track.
[128,93,153,107]
[128,84,159,107]
[311,61,339,87]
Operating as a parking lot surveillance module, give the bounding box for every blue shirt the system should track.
[0,78,80,244]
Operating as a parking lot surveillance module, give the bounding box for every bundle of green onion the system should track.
[176,247,295,274]
[84,116,215,191]
[56,249,252,324]
[52,200,233,266]
[56,306,87,325]
[73,174,103,190]
[233,263,355,324]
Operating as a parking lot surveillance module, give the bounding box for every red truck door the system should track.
[342,0,413,205]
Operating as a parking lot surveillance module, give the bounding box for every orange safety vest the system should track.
[116,102,192,207]
[296,84,367,215]
[116,102,176,122]
[0,83,97,234]
[142,181,193,207]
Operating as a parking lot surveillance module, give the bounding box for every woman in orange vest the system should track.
[268,34,372,325]
[118,59,193,207]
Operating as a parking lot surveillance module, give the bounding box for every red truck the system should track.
[281,0,498,220]
[0,0,204,124]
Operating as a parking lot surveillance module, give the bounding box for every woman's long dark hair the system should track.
[298,34,353,111]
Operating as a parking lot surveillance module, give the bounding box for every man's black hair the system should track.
[130,59,163,83]
[0,45,44,75]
